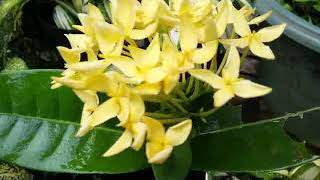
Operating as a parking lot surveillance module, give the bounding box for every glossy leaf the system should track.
[0,70,148,173]
[152,141,192,180]
[191,112,316,172]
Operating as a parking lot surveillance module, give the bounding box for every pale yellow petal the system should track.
[148,145,173,164]
[117,97,130,126]
[198,19,218,43]
[248,10,272,25]
[110,56,138,77]
[57,47,82,64]
[233,9,251,37]
[131,122,147,150]
[87,3,105,22]
[161,35,180,70]
[129,94,145,123]
[233,79,272,98]
[142,116,165,142]
[188,69,225,89]
[255,24,286,42]
[163,74,180,95]
[249,39,275,60]
[165,119,192,146]
[95,22,123,56]
[111,0,138,34]
[73,90,99,110]
[222,46,240,81]
[192,40,218,64]
[215,0,228,37]
[51,77,86,89]
[85,73,114,92]
[89,98,120,127]
[129,33,160,68]
[219,37,250,48]
[66,60,109,72]
[180,17,198,52]
[145,67,167,84]
[129,22,158,40]
[133,83,161,95]
[213,88,234,107]
[103,129,133,157]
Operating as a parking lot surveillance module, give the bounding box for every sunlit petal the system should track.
[131,122,147,150]
[233,79,272,98]
[249,39,275,60]
[89,98,120,127]
[192,40,218,64]
[103,129,133,157]
[222,46,240,81]
[165,119,192,146]
[255,24,286,42]
[142,116,165,142]
[188,69,225,89]
[248,10,272,25]
[213,88,234,107]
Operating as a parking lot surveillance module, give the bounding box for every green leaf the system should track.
[0,0,29,69]
[0,70,148,173]
[191,110,317,172]
[152,142,192,180]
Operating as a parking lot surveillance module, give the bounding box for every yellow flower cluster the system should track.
[51,0,285,164]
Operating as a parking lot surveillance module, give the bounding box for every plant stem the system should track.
[186,76,194,95]
[189,79,200,101]
[145,112,178,119]
[175,86,189,102]
[240,48,250,65]
[192,108,219,117]
[159,117,189,124]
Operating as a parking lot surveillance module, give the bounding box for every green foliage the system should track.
[0,0,30,69]
[0,70,148,173]
[1,57,28,72]
[0,162,32,180]
[0,70,318,179]
[277,0,320,26]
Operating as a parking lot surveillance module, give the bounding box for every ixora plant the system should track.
[1,0,320,179]
[52,0,284,164]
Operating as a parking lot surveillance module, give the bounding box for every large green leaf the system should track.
[0,70,148,173]
[191,110,318,172]
[152,142,192,180]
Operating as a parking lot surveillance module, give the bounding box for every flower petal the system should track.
[95,22,124,56]
[188,69,225,89]
[132,83,161,95]
[219,37,250,49]
[147,144,173,164]
[103,129,133,157]
[142,116,165,142]
[85,74,114,92]
[213,88,234,107]
[163,74,180,95]
[192,40,218,64]
[66,60,109,72]
[233,79,272,98]
[73,90,99,110]
[57,47,82,64]
[110,56,138,77]
[215,0,228,37]
[129,22,158,40]
[129,94,145,123]
[145,67,168,84]
[165,119,192,146]
[255,24,286,43]
[89,98,120,127]
[117,97,130,126]
[233,8,251,37]
[249,39,275,60]
[131,122,147,151]
[222,46,240,81]
[248,10,272,25]
[87,3,105,22]
[111,0,138,34]
[51,77,86,89]
[180,16,198,52]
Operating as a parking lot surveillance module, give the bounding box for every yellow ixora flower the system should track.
[143,117,192,164]
[189,46,272,107]
[220,24,286,60]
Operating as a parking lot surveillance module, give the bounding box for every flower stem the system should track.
[159,117,189,124]
[186,76,194,95]
[145,112,178,119]
[240,48,250,65]
[192,108,219,117]
[189,79,200,101]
